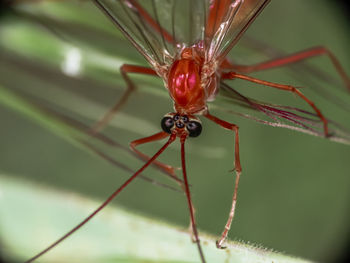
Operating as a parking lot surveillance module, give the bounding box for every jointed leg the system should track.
[90,64,157,133]
[204,113,241,249]
[221,46,350,90]
[222,72,330,136]
[130,131,182,183]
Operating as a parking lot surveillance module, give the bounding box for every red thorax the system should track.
[167,47,218,115]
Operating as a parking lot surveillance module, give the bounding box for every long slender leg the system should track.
[222,71,330,136]
[204,113,241,249]
[221,47,350,90]
[25,133,176,263]
[90,64,157,133]
[180,135,206,263]
[130,131,182,183]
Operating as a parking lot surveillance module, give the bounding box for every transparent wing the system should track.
[204,0,270,62]
[94,0,209,67]
[216,82,350,145]
[94,0,270,68]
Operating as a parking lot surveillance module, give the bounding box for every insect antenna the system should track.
[180,135,206,263]
[24,133,177,263]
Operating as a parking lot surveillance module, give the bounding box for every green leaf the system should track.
[0,175,313,263]
[0,1,349,262]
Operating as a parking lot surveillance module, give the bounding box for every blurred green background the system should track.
[0,0,349,262]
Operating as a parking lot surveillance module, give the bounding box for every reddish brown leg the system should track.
[90,64,157,133]
[180,135,206,263]
[130,131,182,183]
[222,71,330,136]
[25,133,176,263]
[204,113,241,249]
[221,47,350,90]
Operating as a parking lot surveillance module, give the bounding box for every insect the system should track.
[1,0,350,262]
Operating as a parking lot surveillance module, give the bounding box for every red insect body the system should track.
[168,46,218,115]
[23,1,350,263]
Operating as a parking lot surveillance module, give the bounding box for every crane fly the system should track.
[2,0,349,263]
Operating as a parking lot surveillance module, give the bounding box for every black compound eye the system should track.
[161,117,174,134]
[173,114,180,121]
[186,121,202,137]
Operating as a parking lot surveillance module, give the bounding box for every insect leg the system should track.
[221,47,350,90]
[222,72,330,136]
[90,64,158,134]
[204,113,241,249]
[130,131,182,183]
